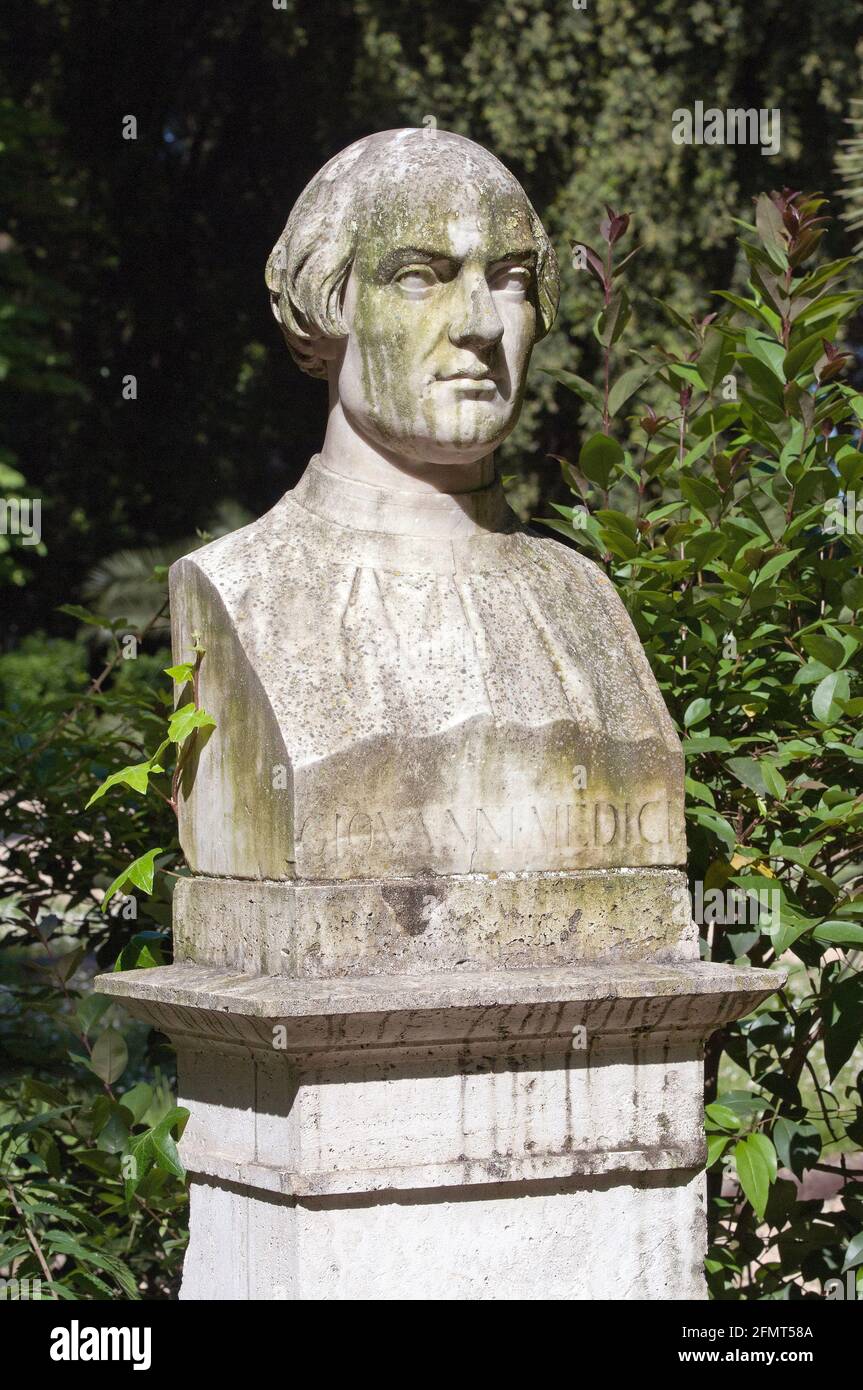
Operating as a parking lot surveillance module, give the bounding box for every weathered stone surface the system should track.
[172,867,696,977]
[179,1170,707,1301]
[97,956,779,1301]
[97,958,779,1056]
[172,460,685,881]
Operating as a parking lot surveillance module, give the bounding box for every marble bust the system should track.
[170,129,685,890]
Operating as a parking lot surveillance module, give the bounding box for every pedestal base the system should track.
[97,959,781,1301]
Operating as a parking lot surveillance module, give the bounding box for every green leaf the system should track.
[754,193,789,272]
[150,1108,188,1181]
[85,756,164,809]
[759,760,787,799]
[813,920,863,946]
[812,671,850,723]
[842,576,863,609]
[727,757,768,796]
[734,1133,775,1219]
[88,1030,128,1086]
[98,1106,132,1154]
[607,363,657,418]
[689,807,737,851]
[800,633,845,669]
[578,432,624,487]
[841,1232,863,1273]
[683,697,711,728]
[706,1103,741,1133]
[772,1119,821,1179]
[76,994,112,1036]
[164,662,195,684]
[682,736,734,754]
[754,550,801,586]
[56,603,107,628]
[101,847,163,912]
[168,702,216,744]
[113,930,168,971]
[707,1135,731,1167]
[45,1232,138,1299]
[744,328,786,382]
[784,330,830,381]
[119,1083,155,1125]
[595,288,630,347]
[543,369,603,414]
[680,476,722,519]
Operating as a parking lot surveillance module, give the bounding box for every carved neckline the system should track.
[289,455,516,540]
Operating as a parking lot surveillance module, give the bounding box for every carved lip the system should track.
[436,371,497,388]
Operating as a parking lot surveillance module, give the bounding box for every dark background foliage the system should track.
[2,0,862,636]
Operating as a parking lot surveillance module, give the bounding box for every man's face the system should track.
[335,181,539,468]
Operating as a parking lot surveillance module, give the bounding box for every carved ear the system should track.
[308,336,342,363]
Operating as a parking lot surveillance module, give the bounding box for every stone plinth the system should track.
[171,867,697,976]
[98,957,778,1300]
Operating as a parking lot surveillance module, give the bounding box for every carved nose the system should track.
[448,277,504,351]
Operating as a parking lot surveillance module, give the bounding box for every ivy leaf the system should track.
[101,847,163,912]
[150,1108,188,1181]
[123,1107,189,1201]
[86,757,164,809]
[168,702,216,744]
[164,662,195,684]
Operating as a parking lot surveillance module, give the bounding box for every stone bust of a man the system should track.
[170,129,684,883]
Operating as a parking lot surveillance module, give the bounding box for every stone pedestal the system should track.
[97,875,779,1301]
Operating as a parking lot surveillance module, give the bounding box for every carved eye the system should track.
[491,265,531,295]
[394,265,438,293]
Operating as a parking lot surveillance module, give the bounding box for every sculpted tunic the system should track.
[171,456,685,881]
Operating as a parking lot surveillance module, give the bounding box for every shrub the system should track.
[547,191,863,1297]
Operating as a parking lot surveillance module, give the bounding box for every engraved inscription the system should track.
[296,797,678,865]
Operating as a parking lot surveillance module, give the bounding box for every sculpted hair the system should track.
[265,130,560,379]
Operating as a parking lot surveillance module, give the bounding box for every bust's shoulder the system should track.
[517,526,612,588]
[170,493,304,588]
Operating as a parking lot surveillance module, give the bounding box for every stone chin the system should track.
[348,388,523,467]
